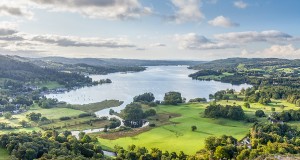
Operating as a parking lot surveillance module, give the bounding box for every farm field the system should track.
[99,99,298,155]
[99,103,252,155]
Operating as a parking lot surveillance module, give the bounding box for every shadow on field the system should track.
[194,130,213,135]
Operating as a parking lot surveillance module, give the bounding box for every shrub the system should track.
[246,117,258,123]
[191,126,197,131]
[78,113,91,118]
[59,117,71,121]
[243,102,250,108]
[149,123,156,127]
[255,110,265,117]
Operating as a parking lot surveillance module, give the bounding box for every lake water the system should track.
[46,66,251,116]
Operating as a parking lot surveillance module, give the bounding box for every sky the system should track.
[0,0,299,60]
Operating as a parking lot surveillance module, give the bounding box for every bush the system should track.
[78,113,91,118]
[148,102,157,107]
[191,126,197,131]
[255,110,265,117]
[164,91,183,105]
[246,117,258,123]
[149,123,156,127]
[144,109,156,117]
[59,117,71,121]
[3,112,12,119]
[243,102,250,108]
[189,98,207,103]
[133,92,155,102]
[109,118,121,129]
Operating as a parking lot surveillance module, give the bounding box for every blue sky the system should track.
[0,0,299,60]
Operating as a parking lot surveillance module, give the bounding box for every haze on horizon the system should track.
[0,0,299,60]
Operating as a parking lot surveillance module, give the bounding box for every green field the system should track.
[37,81,64,89]
[0,148,10,160]
[0,105,87,134]
[99,103,251,155]
[196,72,234,81]
[27,107,86,119]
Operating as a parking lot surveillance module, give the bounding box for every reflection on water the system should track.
[46,66,251,116]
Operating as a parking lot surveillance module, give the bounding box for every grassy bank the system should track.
[65,100,123,113]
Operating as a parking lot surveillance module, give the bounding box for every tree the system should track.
[109,109,115,115]
[133,92,155,102]
[163,91,182,105]
[255,110,265,117]
[3,112,12,119]
[144,109,156,117]
[19,120,28,128]
[215,146,230,159]
[243,102,250,108]
[26,112,42,121]
[122,103,144,121]
[191,126,197,131]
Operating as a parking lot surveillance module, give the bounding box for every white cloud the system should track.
[208,15,239,27]
[234,1,247,9]
[0,1,34,19]
[215,30,294,44]
[31,35,136,48]
[28,0,151,20]
[174,30,300,51]
[174,33,235,50]
[150,43,166,47]
[170,0,205,23]
[0,28,18,36]
[243,44,300,59]
[0,26,137,53]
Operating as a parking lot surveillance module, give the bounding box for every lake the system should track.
[46,66,251,116]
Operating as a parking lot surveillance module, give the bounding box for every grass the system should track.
[37,81,64,89]
[0,148,10,160]
[276,68,294,73]
[26,107,86,120]
[68,100,123,113]
[196,72,234,81]
[0,105,87,134]
[40,116,110,131]
[99,103,251,155]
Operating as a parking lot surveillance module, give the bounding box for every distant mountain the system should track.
[33,57,204,66]
[191,57,300,71]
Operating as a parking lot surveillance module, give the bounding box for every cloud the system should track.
[174,33,236,50]
[0,25,137,53]
[0,28,18,36]
[208,15,239,27]
[136,47,146,51]
[243,44,300,59]
[28,0,151,20]
[31,35,136,48]
[234,1,247,9]
[150,43,166,47]
[215,30,294,44]
[0,2,34,19]
[169,0,205,23]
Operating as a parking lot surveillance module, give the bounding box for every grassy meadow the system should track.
[99,100,298,154]
[99,103,251,154]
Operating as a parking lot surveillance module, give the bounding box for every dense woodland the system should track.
[0,131,104,159]
[190,58,300,107]
[0,55,92,90]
